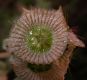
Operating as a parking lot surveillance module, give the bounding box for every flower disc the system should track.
[7,7,68,64]
[25,25,52,53]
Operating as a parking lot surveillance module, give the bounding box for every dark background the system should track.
[0,0,87,80]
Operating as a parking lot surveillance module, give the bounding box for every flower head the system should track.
[3,7,68,64]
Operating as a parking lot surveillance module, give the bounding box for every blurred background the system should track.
[0,0,87,80]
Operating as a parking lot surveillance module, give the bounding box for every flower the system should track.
[3,7,68,64]
[3,6,85,80]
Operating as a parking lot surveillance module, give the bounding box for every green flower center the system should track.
[27,63,52,72]
[25,25,52,53]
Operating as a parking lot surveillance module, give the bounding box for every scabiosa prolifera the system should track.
[3,6,85,80]
[3,7,68,64]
